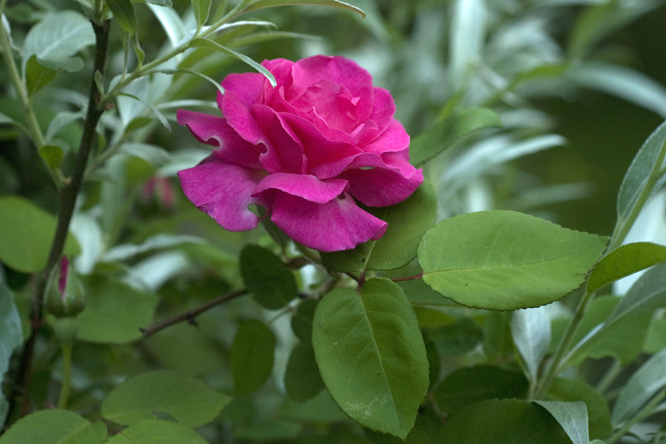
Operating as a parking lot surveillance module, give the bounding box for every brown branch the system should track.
[141,289,248,338]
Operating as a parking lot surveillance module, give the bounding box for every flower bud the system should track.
[45,257,86,318]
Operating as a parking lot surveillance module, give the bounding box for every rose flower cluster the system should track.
[178,55,422,252]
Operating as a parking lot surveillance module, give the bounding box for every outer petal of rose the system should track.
[177,110,261,169]
[252,105,305,173]
[252,173,348,204]
[271,192,387,252]
[220,72,267,144]
[361,119,410,154]
[340,167,424,207]
[178,158,264,231]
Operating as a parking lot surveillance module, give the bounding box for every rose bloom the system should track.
[178,55,423,252]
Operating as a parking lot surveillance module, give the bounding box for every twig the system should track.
[141,289,247,338]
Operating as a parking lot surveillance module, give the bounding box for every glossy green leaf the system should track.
[231,319,275,395]
[321,181,437,272]
[106,420,207,444]
[418,210,608,310]
[587,242,666,295]
[435,399,573,443]
[189,38,277,87]
[237,0,365,18]
[613,120,666,246]
[240,245,297,309]
[285,341,324,402]
[312,278,429,439]
[0,195,80,273]
[101,370,231,427]
[535,401,589,444]
[0,410,106,444]
[0,284,22,429]
[22,11,95,73]
[77,276,158,344]
[25,55,56,97]
[38,144,64,171]
[192,0,211,28]
[434,365,527,415]
[107,0,137,34]
[512,307,551,382]
[482,311,513,362]
[409,107,501,166]
[548,378,612,441]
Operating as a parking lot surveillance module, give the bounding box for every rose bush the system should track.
[178,55,423,251]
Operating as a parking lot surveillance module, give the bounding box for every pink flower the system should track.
[177,55,423,252]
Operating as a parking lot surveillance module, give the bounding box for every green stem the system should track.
[607,392,665,444]
[57,343,73,409]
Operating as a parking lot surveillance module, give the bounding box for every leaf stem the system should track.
[57,343,73,409]
[391,273,424,282]
[141,289,247,338]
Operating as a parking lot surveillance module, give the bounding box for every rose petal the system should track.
[361,119,410,154]
[252,173,348,203]
[252,105,306,173]
[271,192,387,252]
[177,110,261,169]
[340,167,424,207]
[221,72,267,144]
[178,157,265,231]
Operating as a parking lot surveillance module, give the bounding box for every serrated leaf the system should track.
[312,278,429,439]
[231,319,275,395]
[77,276,158,344]
[434,366,527,415]
[512,307,551,382]
[321,181,437,272]
[192,0,211,28]
[612,347,666,427]
[237,0,364,18]
[22,11,95,74]
[107,0,136,34]
[548,378,612,440]
[418,210,608,310]
[240,245,297,309]
[105,420,207,444]
[410,107,502,166]
[588,242,666,295]
[535,401,589,444]
[0,410,106,444]
[101,370,231,427]
[435,399,573,443]
[0,195,80,273]
[285,341,324,402]
[25,55,56,97]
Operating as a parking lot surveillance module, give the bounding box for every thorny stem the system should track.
[141,289,247,338]
[6,18,111,422]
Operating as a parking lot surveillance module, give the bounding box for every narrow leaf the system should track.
[192,0,212,28]
[240,245,297,310]
[409,107,501,166]
[189,38,276,87]
[117,92,171,131]
[101,370,231,427]
[156,68,224,95]
[25,55,56,97]
[237,0,364,18]
[107,0,137,34]
[512,307,551,382]
[418,210,608,310]
[0,410,106,444]
[587,242,666,295]
[0,284,22,430]
[231,319,275,395]
[312,278,429,439]
[535,401,589,444]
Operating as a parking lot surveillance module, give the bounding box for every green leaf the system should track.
[614,120,666,246]
[22,11,95,73]
[77,276,158,344]
[535,401,589,444]
[134,0,173,6]
[0,284,22,429]
[321,181,437,272]
[587,242,666,295]
[548,378,612,441]
[430,317,483,356]
[312,278,429,439]
[0,195,80,273]
[156,68,224,95]
[291,299,317,342]
[434,365,527,415]
[105,420,207,444]
[512,307,551,382]
[231,319,275,395]
[107,0,137,34]
[284,341,324,402]
[101,370,231,427]
[189,38,277,87]
[644,317,666,354]
[25,55,56,97]
[192,0,211,28]
[237,0,365,18]
[435,399,573,443]
[240,245,297,310]
[612,347,666,427]
[118,142,171,167]
[418,210,608,310]
[38,144,65,171]
[409,107,502,166]
[0,410,106,444]
[117,92,171,131]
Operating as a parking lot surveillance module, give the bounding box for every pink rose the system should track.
[177,55,423,252]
